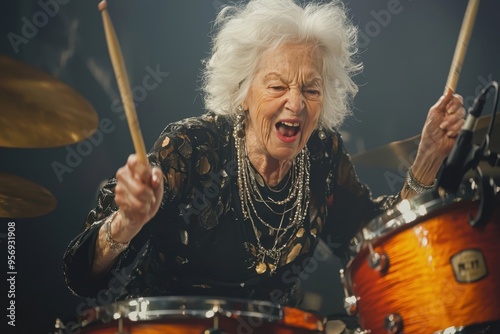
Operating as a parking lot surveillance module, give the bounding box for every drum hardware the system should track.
[203,329,226,334]
[384,313,403,334]
[366,243,389,273]
[468,167,496,227]
[343,296,358,318]
[116,317,126,334]
[340,269,358,316]
[433,325,465,334]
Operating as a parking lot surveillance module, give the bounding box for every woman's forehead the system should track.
[256,44,323,81]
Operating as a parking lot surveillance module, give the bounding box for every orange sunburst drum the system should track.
[345,179,500,334]
[79,296,325,334]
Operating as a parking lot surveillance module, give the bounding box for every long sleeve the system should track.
[62,180,119,296]
[322,131,400,263]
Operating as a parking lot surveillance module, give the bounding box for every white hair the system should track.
[202,0,362,130]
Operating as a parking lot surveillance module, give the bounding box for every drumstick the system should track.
[444,0,480,94]
[98,0,148,164]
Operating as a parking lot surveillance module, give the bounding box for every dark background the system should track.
[1,0,499,332]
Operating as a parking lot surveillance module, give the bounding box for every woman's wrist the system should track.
[105,211,130,254]
[405,166,436,194]
[411,151,444,186]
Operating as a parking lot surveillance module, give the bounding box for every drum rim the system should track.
[350,179,479,254]
[81,295,284,327]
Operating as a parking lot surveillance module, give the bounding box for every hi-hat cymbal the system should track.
[0,172,57,218]
[352,114,500,171]
[0,56,98,148]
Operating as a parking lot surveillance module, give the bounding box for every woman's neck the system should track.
[244,135,293,187]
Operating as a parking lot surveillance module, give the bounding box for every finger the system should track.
[432,88,454,110]
[152,171,164,210]
[445,103,463,115]
[440,112,464,130]
[151,167,164,189]
[447,118,465,134]
[446,95,465,114]
[117,170,155,204]
[137,162,153,184]
[126,154,139,171]
[126,154,152,184]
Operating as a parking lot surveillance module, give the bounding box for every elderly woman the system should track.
[64,0,464,314]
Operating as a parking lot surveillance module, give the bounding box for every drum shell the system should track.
[347,200,500,334]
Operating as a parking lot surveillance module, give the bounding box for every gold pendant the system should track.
[268,263,276,273]
[255,262,267,274]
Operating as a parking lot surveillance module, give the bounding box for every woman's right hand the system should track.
[92,155,164,276]
[112,154,164,242]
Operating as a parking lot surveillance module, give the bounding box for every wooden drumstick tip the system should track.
[98,0,107,12]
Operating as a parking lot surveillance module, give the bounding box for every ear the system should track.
[241,99,249,112]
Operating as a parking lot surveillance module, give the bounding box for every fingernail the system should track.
[440,122,448,130]
[447,131,454,137]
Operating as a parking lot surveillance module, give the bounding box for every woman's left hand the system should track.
[408,89,466,192]
[420,89,466,159]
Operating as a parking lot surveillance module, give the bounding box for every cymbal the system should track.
[0,56,98,148]
[0,172,57,218]
[352,114,500,171]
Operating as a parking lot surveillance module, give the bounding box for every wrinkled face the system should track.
[243,43,323,162]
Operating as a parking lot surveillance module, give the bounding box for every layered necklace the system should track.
[234,128,310,275]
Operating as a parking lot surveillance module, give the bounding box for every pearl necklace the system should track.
[235,128,310,275]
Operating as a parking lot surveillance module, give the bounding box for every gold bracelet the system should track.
[406,167,436,194]
[105,211,129,254]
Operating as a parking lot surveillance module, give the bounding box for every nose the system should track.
[285,88,305,114]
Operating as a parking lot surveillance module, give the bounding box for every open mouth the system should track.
[275,121,300,142]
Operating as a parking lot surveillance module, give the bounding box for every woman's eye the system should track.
[271,86,286,91]
[305,89,320,96]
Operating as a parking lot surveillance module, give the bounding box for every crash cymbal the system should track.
[0,56,98,148]
[0,172,56,218]
[352,114,500,169]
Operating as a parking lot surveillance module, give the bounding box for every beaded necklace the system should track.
[235,128,310,275]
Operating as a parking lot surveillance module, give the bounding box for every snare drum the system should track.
[79,296,324,333]
[344,180,500,334]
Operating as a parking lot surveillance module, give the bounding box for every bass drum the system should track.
[79,296,324,334]
[345,179,500,334]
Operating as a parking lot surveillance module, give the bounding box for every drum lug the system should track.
[368,251,390,273]
[340,269,358,316]
[343,295,358,316]
[384,313,403,334]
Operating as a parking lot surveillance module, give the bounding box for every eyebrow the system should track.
[263,72,322,86]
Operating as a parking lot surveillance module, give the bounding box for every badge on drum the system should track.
[450,249,488,283]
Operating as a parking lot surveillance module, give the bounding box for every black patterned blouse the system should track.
[63,113,399,306]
